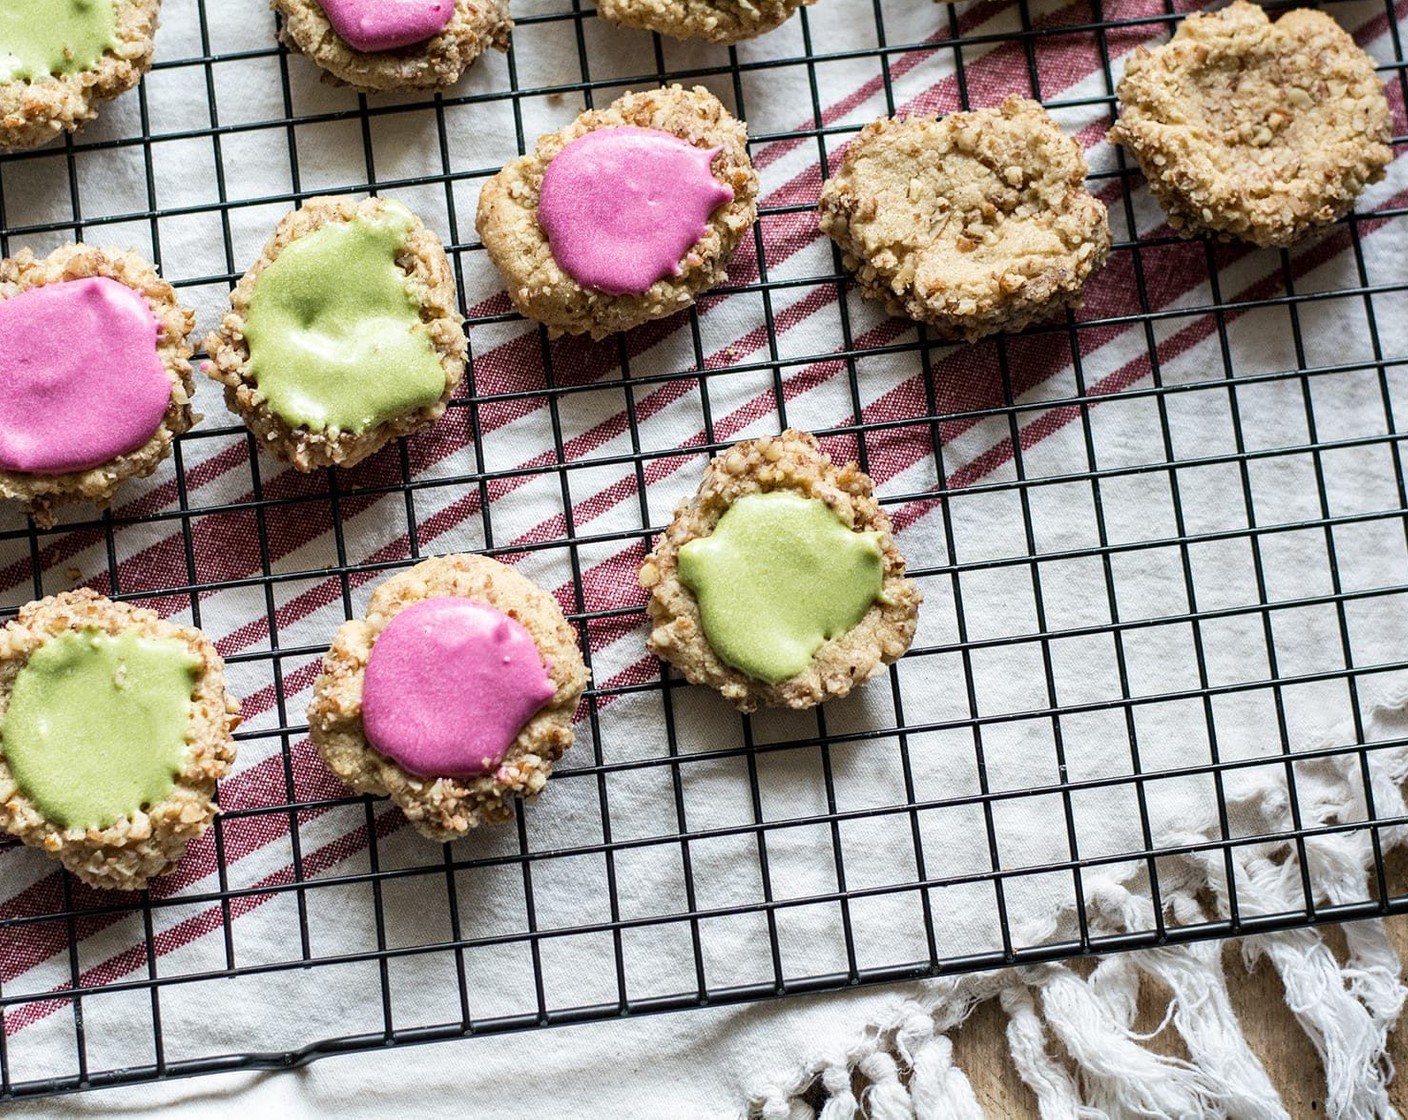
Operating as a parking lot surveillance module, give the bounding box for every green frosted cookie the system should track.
[678,491,885,684]
[204,196,467,473]
[0,590,240,891]
[0,0,160,153]
[242,200,448,437]
[0,0,118,83]
[4,630,199,830]
[642,430,922,712]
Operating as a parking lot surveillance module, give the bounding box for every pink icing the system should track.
[317,0,454,53]
[0,278,169,476]
[537,125,735,297]
[361,597,558,781]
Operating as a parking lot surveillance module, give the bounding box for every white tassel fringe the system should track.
[752,700,1408,1120]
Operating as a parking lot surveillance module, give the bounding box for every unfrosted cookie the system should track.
[205,196,467,472]
[309,554,589,842]
[0,0,160,152]
[819,97,1111,343]
[0,589,240,891]
[476,85,759,339]
[1109,2,1391,247]
[0,243,197,528]
[273,0,511,93]
[597,0,815,44]
[640,430,921,712]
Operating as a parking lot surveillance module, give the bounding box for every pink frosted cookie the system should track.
[308,554,589,841]
[537,126,735,297]
[319,0,455,52]
[273,0,511,92]
[0,244,197,527]
[476,85,759,338]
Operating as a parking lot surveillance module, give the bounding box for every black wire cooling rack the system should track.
[0,0,1406,1103]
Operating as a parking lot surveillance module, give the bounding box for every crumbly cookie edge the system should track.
[596,0,814,44]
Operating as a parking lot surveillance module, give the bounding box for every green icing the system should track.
[243,200,447,436]
[1,630,200,830]
[678,491,886,685]
[0,0,118,83]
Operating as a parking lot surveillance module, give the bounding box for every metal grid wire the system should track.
[0,0,1406,1101]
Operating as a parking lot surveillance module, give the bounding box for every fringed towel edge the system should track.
[753,695,1408,1120]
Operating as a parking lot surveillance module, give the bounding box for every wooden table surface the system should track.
[950,854,1408,1116]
